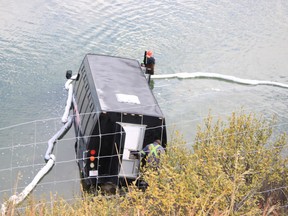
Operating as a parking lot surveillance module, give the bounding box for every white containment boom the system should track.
[1,74,77,216]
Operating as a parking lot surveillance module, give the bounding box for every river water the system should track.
[1,0,288,202]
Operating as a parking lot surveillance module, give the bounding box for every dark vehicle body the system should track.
[72,54,167,191]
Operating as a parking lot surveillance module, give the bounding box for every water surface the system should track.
[1,0,288,201]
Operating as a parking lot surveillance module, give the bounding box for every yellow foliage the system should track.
[6,112,288,215]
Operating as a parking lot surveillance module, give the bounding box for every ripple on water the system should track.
[1,0,288,202]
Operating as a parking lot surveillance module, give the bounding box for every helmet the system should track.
[146,50,153,57]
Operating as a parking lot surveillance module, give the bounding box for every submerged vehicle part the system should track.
[1,54,166,213]
[72,54,167,192]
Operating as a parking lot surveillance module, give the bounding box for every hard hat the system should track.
[146,50,153,57]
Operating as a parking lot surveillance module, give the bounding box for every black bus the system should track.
[72,54,167,192]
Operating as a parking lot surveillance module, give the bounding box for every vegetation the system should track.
[4,112,288,215]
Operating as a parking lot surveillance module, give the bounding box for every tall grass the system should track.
[3,112,288,215]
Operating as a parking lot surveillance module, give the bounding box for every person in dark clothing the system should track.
[141,50,155,84]
[130,139,165,168]
[140,139,165,168]
[144,50,155,75]
[135,139,165,191]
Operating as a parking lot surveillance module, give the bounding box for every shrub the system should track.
[124,112,288,215]
[6,112,288,215]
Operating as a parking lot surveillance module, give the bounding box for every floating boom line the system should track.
[1,156,55,215]
[152,72,288,89]
[1,75,77,216]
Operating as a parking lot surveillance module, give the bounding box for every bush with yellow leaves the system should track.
[7,112,288,215]
[120,112,288,215]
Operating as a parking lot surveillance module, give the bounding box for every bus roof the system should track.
[82,54,164,118]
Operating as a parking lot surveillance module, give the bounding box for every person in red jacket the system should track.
[144,50,155,75]
[141,50,155,84]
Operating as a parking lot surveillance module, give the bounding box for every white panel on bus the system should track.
[117,122,146,160]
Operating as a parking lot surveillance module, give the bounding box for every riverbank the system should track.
[3,112,288,215]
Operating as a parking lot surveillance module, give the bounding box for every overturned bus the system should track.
[71,54,167,192]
